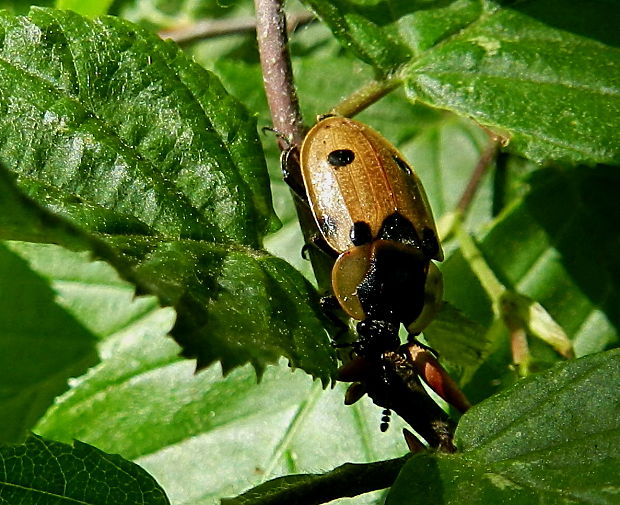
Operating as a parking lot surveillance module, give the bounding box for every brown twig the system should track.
[455,132,500,216]
[254,0,306,149]
[159,11,315,45]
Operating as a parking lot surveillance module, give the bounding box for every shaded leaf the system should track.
[0,242,98,443]
[482,165,620,355]
[223,457,409,505]
[107,235,336,378]
[25,246,402,503]
[0,435,170,504]
[424,302,488,371]
[0,162,104,250]
[442,165,620,400]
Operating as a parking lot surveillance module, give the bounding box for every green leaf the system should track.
[396,111,492,227]
[0,0,54,15]
[302,0,483,73]
[21,245,391,503]
[36,318,411,505]
[56,0,114,17]
[0,7,276,245]
[304,0,620,164]
[0,435,170,504]
[423,302,488,372]
[482,165,620,354]
[113,0,248,30]
[0,9,337,380]
[441,164,620,400]
[387,349,620,505]
[0,242,98,443]
[0,161,98,248]
[106,236,336,378]
[223,457,409,505]
[406,2,620,164]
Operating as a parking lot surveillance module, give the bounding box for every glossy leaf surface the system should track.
[0,436,170,504]
[303,0,620,163]
[387,349,620,505]
[0,9,336,380]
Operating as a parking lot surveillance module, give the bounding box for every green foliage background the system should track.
[0,0,618,504]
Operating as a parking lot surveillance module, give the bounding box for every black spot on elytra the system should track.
[328,149,355,167]
[350,221,373,246]
[377,212,420,247]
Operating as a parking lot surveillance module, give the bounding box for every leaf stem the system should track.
[330,77,401,118]
[453,216,506,305]
[254,0,336,294]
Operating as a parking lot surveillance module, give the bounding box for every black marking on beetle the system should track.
[377,212,420,247]
[393,155,412,175]
[355,241,427,328]
[355,319,400,357]
[422,228,440,259]
[328,149,355,167]
[318,113,337,122]
[350,221,373,246]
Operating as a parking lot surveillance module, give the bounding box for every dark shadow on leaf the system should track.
[326,0,460,27]
[485,165,620,347]
[0,244,99,443]
[526,165,620,339]
[509,0,620,48]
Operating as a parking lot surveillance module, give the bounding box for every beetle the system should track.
[298,115,444,356]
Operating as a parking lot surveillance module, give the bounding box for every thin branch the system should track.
[330,77,401,118]
[222,455,411,505]
[254,0,305,149]
[455,132,500,216]
[159,11,315,45]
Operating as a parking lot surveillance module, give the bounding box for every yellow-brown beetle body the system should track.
[300,116,442,259]
[299,116,443,354]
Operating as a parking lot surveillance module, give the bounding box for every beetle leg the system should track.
[280,146,308,202]
[320,294,341,312]
[319,295,353,349]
